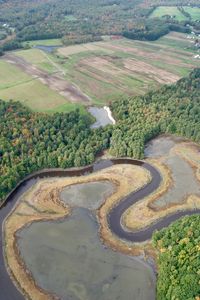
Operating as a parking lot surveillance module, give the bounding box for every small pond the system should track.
[88,107,114,129]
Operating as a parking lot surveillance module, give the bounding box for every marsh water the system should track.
[88,107,114,128]
[60,181,115,210]
[17,180,156,300]
[145,135,200,208]
[17,208,155,300]
[15,135,199,300]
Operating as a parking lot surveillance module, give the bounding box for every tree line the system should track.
[153,215,200,300]
[0,0,199,53]
[123,18,191,41]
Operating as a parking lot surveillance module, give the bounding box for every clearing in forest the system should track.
[149,6,188,21]
[149,6,200,21]
[0,59,86,113]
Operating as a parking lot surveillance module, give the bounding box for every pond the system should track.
[17,208,156,300]
[88,106,115,129]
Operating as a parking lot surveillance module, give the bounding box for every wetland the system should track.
[2,135,200,300]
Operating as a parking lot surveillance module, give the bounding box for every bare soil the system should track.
[80,55,179,85]
[123,58,180,84]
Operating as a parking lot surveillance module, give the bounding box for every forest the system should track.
[153,215,200,300]
[123,19,190,41]
[0,68,199,202]
[0,102,111,201]
[0,0,199,52]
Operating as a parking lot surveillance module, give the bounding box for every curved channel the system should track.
[0,158,200,299]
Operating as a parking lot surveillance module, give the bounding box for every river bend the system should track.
[0,158,200,299]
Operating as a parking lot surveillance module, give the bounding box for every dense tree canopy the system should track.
[0,0,145,46]
[153,215,200,300]
[123,19,190,41]
[0,0,199,51]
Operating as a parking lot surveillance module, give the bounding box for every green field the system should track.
[150,6,200,21]
[183,6,200,20]
[1,32,199,111]
[16,49,58,73]
[0,60,84,113]
[150,6,188,21]
[16,32,199,104]
[0,60,30,88]
[22,39,63,47]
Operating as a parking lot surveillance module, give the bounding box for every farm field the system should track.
[0,60,85,113]
[183,6,200,21]
[14,32,199,105]
[16,49,58,74]
[1,32,199,110]
[22,39,63,47]
[150,6,200,21]
[149,6,188,21]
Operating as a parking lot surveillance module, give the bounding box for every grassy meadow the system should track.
[16,49,58,74]
[1,32,199,111]
[150,6,200,21]
[183,6,200,20]
[150,6,187,21]
[22,39,63,47]
[0,60,83,113]
[17,32,199,105]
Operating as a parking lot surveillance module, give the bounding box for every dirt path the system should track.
[2,53,91,103]
[43,52,66,76]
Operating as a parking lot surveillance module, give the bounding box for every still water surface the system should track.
[88,107,114,129]
[60,181,115,210]
[17,208,155,300]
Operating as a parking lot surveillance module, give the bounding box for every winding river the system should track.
[1,157,200,299]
